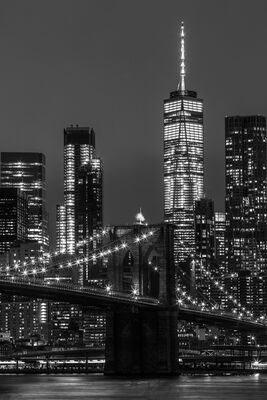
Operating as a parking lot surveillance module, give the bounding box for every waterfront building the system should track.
[164,22,204,266]
[0,152,48,248]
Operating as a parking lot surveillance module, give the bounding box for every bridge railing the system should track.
[0,276,160,306]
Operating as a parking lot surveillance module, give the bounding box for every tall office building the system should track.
[0,188,28,254]
[225,116,267,275]
[164,22,204,266]
[55,125,104,347]
[1,153,48,248]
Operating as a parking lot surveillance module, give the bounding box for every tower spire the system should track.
[178,21,186,92]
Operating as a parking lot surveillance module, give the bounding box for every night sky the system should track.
[1,0,267,244]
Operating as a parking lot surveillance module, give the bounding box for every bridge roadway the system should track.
[0,277,266,331]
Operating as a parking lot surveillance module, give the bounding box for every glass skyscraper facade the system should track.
[164,22,204,265]
[225,116,267,315]
[0,152,48,248]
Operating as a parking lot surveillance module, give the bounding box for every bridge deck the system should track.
[0,277,266,332]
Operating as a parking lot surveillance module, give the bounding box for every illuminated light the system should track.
[121,243,127,249]
[106,285,111,294]
[68,262,71,267]
[59,264,63,269]
[32,269,37,274]
[23,270,27,275]
[135,237,140,243]
[41,268,46,273]
[76,260,80,265]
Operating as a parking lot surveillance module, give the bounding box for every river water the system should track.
[0,374,267,399]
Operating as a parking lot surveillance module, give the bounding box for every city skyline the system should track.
[1,1,267,243]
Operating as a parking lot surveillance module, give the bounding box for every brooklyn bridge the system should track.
[0,224,266,375]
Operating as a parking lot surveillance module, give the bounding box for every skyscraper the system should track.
[0,153,48,248]
[164,22,204,265]
[55,125,104,347]
[225,116,267,315]
[225,116,267,275]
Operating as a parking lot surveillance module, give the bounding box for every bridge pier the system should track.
[104,306,179,375]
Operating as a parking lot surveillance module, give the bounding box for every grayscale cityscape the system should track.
[0,0,267,399]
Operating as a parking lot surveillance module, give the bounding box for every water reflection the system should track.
[0,374,267,399]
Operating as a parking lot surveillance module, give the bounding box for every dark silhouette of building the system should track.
[194,198,216,301]
[0,188,27,254]
[0,152,48,249]
[59,125,96,255]
[76,160,103,282]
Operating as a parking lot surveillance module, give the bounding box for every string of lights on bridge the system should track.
[177,240,267,325]
[0,229,156,279]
